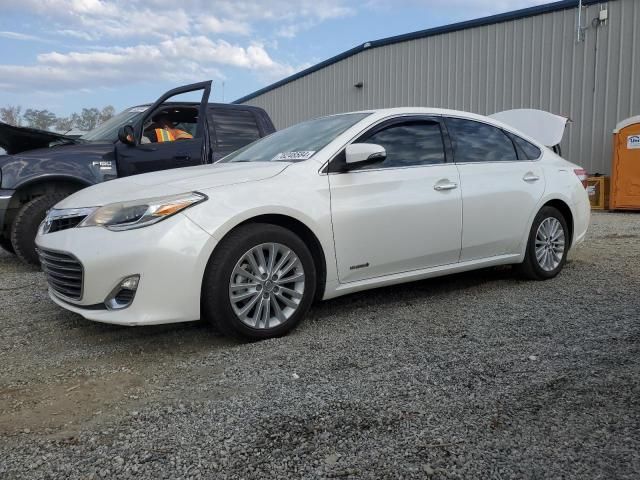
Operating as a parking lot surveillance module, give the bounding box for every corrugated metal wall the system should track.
[241,0,639,174]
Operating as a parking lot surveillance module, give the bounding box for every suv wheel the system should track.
[0,236,15,254]
[11,193,70,266]
[202,223,316,340]
[517,206,569,280]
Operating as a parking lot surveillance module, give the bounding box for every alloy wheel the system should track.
[534,217,565,272]
[229,242,305,329]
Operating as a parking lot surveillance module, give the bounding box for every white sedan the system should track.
[35,108,590,339]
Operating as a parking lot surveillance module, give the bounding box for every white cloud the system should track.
[198,15,251,36]
[56,29,97,41]
[0,0,354,40]
[0,0,352,94]
[0,36,304,91]
[0,31,43,41]
[365,0,549,17]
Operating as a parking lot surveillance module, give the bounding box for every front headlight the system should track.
[79,192,207,231]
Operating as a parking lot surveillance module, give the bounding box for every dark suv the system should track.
[0,81,275,265]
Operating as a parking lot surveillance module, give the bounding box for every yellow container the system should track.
[587,176,610,210]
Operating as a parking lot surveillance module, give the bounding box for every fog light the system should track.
[105,275,140,310]
[120,276,139,291]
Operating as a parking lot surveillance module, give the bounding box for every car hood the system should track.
[0,121,81,155]
[2,142,113,162]
[489,109,570,147]
[56,161,290,209]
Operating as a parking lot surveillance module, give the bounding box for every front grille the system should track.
[38,249,83,300]
[47,215,87,234]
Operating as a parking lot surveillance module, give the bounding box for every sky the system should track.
[0,0,550,117]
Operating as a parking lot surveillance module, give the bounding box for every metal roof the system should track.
[233,0,606,104]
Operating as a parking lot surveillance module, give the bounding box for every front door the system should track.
[116,81,211,177]
[329,116,463,283]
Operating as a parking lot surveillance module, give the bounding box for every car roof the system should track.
[322,107,547,148]
[130,102,267,112]
[338,107,494,121]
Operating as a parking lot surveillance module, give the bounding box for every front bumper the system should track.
[35,213,217,325]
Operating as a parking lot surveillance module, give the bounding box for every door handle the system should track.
[523,173,540,182]
[174,153,191,161]
[434,182,458,191]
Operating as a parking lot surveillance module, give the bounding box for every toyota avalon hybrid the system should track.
[35,108,590,339]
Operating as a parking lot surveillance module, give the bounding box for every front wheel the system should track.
[201,223,316,340]
[11,193,70,266]
[517,206,569,280]
[0,236,15,254]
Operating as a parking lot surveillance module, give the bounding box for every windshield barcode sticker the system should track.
[272,151,316,161]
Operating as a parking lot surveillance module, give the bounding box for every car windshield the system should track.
[220,113,371,163]
[80,107,148,142]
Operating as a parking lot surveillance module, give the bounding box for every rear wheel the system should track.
[11,193,70,266]
[517,206,569,280]
[202,223,316,340]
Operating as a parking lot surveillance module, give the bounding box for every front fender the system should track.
[183,174,337,284]
[0,144,116,190]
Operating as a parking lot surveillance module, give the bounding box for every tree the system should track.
[74,108,101,131]
[55,116,75,132]
[1,105,115,132]
[23,109,57,131]
[99,105,115,124]
[0,105,22,126]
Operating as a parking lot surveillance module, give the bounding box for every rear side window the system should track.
[210,108,261,151]
[510,134,542,160]
[355,120,446,169]
[445,117,518,162]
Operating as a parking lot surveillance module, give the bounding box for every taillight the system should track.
[574,168,588,188]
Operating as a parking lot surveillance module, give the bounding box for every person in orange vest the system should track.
[153,114,193,143]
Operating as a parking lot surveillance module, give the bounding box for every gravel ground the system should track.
[0,211,639,479]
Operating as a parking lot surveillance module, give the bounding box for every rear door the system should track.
[445,116,546,261]
[209,107,263,161]
[116,81,211,177]
[329,116,462,283]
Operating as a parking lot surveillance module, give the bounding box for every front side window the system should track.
[211,109,261,152]
[354,120,446,169]
[220,113,371,163]
[446,117,518,162]
[141,106,199,144]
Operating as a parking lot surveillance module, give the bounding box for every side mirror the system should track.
[345,143,386,166]
[118,125,136,146]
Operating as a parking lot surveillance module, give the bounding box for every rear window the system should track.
[211,109,261,151]
[510,134,542,160]
[445,117,518,163]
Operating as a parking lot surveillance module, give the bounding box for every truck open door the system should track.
[115,81,212,177]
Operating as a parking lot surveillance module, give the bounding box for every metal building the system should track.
[234,0,639,175]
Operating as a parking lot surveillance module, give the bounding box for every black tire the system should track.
[0,236,15,254]
[516,206,569,280]
[11,193,70,266]
[201,223,317,340]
